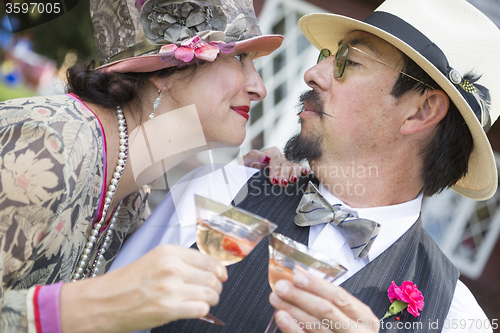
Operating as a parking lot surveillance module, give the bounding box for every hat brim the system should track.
[299,13,497,200]
[96,34,284,74]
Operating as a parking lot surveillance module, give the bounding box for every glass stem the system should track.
[264,311,279,333]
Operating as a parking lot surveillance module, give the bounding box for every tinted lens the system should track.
[334,44,349,78]
[317,49,331,64]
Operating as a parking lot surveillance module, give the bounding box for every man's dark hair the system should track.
[391,54,474,197]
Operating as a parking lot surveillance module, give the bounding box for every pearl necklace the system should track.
[71,105,128,281]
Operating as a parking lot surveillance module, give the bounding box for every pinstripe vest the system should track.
[152,171,459,333]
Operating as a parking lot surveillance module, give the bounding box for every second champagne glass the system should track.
[265,232,347,333]
[195,194,278,325]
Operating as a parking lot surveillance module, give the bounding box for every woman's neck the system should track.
[84,101,139,218]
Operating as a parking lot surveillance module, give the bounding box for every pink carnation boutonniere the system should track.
[159,35,235,64]
[380,281,425,322]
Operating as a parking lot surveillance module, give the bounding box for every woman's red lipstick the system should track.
[232,106,250,120]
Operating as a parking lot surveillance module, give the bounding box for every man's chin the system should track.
[283,133,323,163]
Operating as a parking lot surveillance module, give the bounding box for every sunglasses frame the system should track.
[317,44,435,90]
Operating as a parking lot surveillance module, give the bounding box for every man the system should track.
[112,0,499,331]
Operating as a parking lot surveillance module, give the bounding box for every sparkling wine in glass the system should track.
[265,232,347,333]
[195,194,278,325]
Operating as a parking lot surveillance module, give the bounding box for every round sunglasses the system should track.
[317,43,434,90]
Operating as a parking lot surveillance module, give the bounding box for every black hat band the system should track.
[364,11,490,130]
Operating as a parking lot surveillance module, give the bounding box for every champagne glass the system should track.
[265,232,347,333]
[195,194,278,325]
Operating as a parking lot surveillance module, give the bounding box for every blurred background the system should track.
[1,0,500,329]
[0,0,95,98]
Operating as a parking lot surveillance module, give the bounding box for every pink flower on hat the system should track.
[380,280,425,322]
[159,35,235,64]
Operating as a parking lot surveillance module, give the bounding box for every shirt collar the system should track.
[317,183,423,225]
[316,183,423,262]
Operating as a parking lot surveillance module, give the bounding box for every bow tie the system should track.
[294,181,381,259]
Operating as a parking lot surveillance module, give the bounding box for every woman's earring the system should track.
[148,87,166,120]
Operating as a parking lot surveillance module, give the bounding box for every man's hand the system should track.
[269,270,379,333]
[242,147,310,186]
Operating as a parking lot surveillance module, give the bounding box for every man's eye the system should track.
[345,60,357,67]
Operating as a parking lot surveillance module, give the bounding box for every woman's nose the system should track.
[244,63,267,101]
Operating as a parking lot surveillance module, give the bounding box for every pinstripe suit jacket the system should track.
[152,171,459,333]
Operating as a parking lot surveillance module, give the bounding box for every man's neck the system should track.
[309,156,423,208]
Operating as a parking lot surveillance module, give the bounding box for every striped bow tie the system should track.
[294,181,381,259]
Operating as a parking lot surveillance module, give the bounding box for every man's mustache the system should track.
[297,90,333,118]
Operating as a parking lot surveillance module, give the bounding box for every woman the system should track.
[0,0,307,331]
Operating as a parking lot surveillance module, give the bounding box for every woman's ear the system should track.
[147,76,172,92]
[400,89,449,135]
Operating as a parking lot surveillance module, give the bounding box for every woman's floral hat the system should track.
[90,0,283,73]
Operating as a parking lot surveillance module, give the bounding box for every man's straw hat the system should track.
[299,0,500,200]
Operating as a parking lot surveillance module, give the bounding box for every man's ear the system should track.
[400,89,449,135]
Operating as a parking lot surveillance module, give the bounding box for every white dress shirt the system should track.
[111,164,492,333]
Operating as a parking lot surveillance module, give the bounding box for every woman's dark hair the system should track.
[66,60,193,109]
[391,53,474,197]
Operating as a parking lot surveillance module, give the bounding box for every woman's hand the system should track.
[60,245,227,333]
[242,147,310,187]
[269,269,379,333]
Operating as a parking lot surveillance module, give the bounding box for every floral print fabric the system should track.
[0,95,150,332]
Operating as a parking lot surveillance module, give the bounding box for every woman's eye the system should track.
[345,60,357,67]
[234,53,248,62]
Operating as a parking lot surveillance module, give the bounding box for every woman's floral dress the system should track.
[0,95,150,332]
